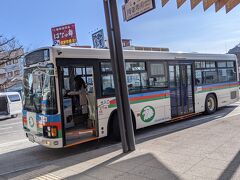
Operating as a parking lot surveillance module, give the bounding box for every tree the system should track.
[0,35,24,90]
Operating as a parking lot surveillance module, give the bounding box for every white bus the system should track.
[22,47,239,148]
[0,92,22,119]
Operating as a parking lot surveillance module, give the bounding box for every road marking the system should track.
[0,122,22,127]
[0,130,21,135]
[0,139,28,148]
[0,126,13,130]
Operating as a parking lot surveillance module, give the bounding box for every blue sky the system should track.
[1,0,240,53]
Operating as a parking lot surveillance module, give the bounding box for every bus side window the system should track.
[148,63,167,88]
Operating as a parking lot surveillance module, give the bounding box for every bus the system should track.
[22,46,239,148]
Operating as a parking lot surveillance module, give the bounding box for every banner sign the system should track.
[51,23,77,46]
[162,0,170,7]
[123,0,156,22]
[177,0,187,8]
[191,0,202,9]
[92,29,105,49]
[215,0,230,12]
[203,0,218,11]
[226,0,240,13]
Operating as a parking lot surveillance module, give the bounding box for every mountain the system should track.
[228,44,240,67]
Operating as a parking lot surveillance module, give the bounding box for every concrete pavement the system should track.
[1,101,240,180]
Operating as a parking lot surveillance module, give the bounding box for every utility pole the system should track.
[103,0,135,152]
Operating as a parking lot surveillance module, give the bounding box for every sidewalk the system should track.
[6,110,240,180]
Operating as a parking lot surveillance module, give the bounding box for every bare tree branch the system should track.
[0,35,24,90]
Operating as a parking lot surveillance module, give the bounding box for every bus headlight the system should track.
[43,126,58,138]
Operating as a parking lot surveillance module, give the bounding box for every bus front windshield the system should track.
[23,66,57,115]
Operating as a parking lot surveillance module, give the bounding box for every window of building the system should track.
[13,59,18,64]
[0,74,5,79]
[14,70,20,76]
[7,72,13,77]
[6,61,12,65]
[0,62,5,68]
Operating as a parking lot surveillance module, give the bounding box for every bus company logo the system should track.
[140,106,155,123]
[29,117,35,128]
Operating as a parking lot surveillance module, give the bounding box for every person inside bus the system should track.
[68,76,88,124]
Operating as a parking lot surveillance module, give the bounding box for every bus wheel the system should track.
[205,94,217,114]
[110,113,121,141]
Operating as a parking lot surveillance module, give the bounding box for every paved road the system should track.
[0,116,25,145]
[0,101,240,179]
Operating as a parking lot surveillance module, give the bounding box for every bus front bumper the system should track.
[26,132,63,148]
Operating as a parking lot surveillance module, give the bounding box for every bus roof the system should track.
[29,46,237,62]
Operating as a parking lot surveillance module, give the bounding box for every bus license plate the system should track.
[28,134,35,142]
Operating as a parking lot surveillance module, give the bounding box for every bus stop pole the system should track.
[103,0,136,152]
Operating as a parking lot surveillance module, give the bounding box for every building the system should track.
[0,49,24,93]
[104,39,169,52]
[123,45,169,52]
[228,44,240,67]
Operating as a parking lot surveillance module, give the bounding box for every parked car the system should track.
[0,92,22,119]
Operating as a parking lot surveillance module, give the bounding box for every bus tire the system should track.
[205,94,217,114]
[109,111,136,142]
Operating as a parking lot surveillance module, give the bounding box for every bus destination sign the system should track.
[51,23,77,46]
[123,0,156,22]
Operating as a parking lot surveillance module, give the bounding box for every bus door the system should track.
[169,64,194,118]
[58,64,97,146]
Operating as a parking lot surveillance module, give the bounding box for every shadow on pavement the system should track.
[0,105,238,179]
[136,105,239,143]
[5,151,181,180]
[67,153,180,180]
[218,150,240,180]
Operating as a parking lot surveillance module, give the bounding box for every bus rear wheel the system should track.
[205,94,217,114]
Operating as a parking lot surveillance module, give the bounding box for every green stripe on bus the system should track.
[58,130,62,138]
[196,85,239,94]
[108,96,169,108]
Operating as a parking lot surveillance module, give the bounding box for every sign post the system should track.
[122,0,156,21]
[103,0,136,153]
